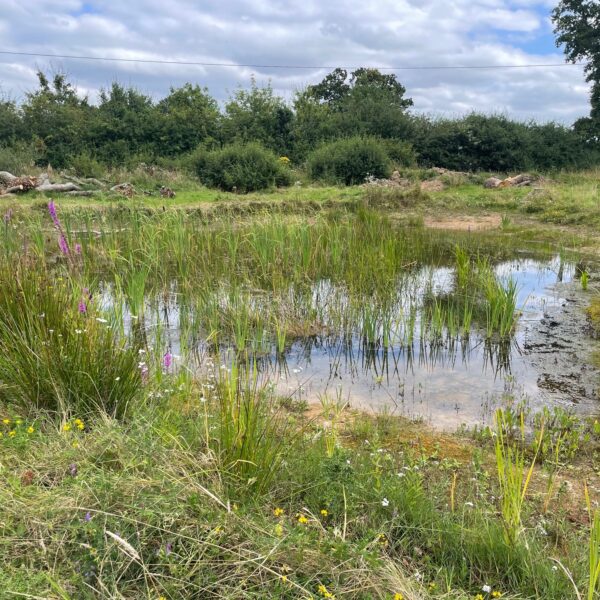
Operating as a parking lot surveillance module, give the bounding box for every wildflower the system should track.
[164,350,173,369]
[394,594,404,600]
[27,426,34,434]
[78,300,87,314]
[69,464,78,476]
[274,507,284,517]
[9,430,16,437]
[381,498,390,507]
[63,423,72,432]
[74,418,84,430]
[428,582,437,591]
[274,523,284,537]
[491,593,502,598]
[15,419,22,425]
[165,542,173,555]
[58,234,70,255]
[320,509,329,517]
[75,243,82,255]
[281,575,288,583]
[474,596,484,600]
[297,514,309,524]
[95,317,108,323]
[2,418,9,425]
[84,512,92,522]
[72,441,80,448]
[482,585,491,594]
[317,584,335,598]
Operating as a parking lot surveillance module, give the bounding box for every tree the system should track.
[552,0,600,123]
[156,84,220,155]
[222,79,294,156]
[22,72,91,167]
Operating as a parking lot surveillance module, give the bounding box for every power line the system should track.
[0,49,586,71]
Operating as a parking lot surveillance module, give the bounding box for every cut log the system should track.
[35,182,82,193]
[0,171,17,186]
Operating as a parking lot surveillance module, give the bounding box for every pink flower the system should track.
[78,300,87,314]
[163,351,173,369]
[75,243,82,255]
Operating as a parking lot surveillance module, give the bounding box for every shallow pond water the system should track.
[105,250,600,430]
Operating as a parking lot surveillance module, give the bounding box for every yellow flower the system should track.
[475,595,484,600]
[63,423,72,432]
[281,575,288,583]
[394,594,404,600]
[492,593,502,598]
[317,584,335,598]
[274,523,284,537]
[27,426,34,434]
[72,441,80,448]
[74,419,85,430]
[297,514,308,524]
[9,430,16,437]
[15,419,22,425]
[274,507,284,517]
[2,418,10,425]
[320,509,329,517]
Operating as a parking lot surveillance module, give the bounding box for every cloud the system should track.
[0,0,591,123]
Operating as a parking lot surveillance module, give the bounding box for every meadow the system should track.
[1,167,600,599]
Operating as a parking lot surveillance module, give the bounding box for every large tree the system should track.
[552,0,600,124]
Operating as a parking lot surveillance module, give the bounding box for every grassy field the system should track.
[1,168,600,599]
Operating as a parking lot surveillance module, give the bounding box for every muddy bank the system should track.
[522,279,600,415]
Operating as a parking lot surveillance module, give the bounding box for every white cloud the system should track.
[0,0,591,123]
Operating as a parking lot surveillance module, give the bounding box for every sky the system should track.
[0,0,592,124]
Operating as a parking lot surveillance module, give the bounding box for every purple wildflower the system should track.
[75,243,82,255]
[163,351,173,369]
[69,463,78,477]
[48,200,57,223]
[84,511,92,522]
[165,542,173,555]
[78,300,87,314]
[58,234,70,255]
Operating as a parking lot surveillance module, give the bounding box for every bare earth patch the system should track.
[424,214,501,231]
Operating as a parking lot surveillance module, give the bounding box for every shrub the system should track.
[380,139,417,167]
[0,143,38,174]
[70,152,105,179]
[193,142,291,192]
[307,136,391,185]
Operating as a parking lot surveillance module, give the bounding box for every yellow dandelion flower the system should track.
[281,575,288,583]
[297,514,308,524]
[27,426,34,434]
[274,507,284,517]
[492,593,502,598]
[394,594,404,600]
[72,441,80,448]
[63,423,72,432]
[475,595,484,600]
[2,418,10,425]
[9,430,16,437]
[320,509,329,517]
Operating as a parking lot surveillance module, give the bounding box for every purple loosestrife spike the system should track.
[48,200,57,221]
[78,300,87,314]
[58,234,70,255]
[75,243,82,255]
[163,351,173,369]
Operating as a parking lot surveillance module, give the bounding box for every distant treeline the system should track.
[1,68,599,174]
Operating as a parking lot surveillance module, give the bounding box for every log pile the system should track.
[483,174,538,189]
[0,170,175,199]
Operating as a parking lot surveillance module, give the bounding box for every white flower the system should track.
[482,585,492,593]
[96,318,108,323]
[465,501,474,508]
[381,498,390,507]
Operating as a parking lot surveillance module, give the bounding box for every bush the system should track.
[193,142,291,192]
[0,143,38,174]
[70,152,105,179]
[307,136,391,185]
[380,139,417,167]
